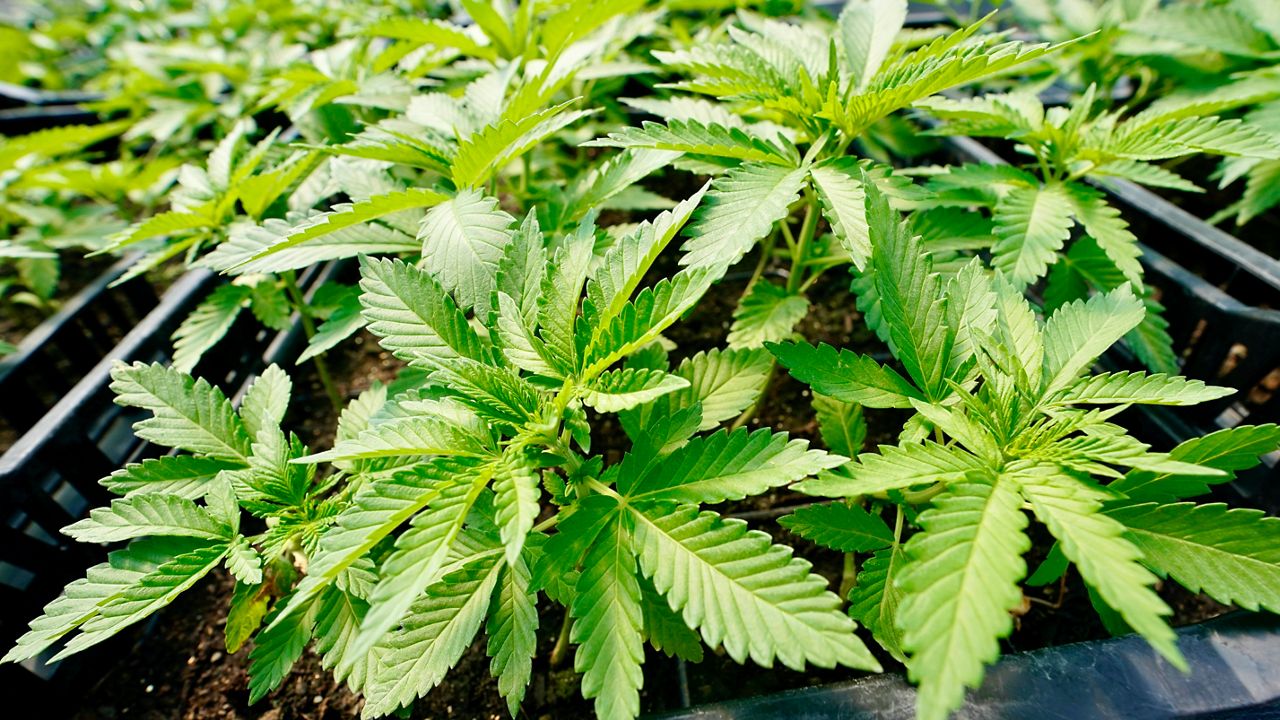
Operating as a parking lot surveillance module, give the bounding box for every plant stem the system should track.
[839,551,857,599]
[898,482,947,505]
[1032,145,1055,183]
[550,611,573,668]
[283,271,342,411]
[728,359,776,432]
[585,477,623,502]
[787,192,820,294]
[779,216,798,255]
[745,240,772,290]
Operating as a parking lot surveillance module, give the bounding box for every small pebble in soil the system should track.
[145,685,154,693]
[210,651,222,662]
[314,695,323,704]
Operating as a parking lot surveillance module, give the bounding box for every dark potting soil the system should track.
[67,238,1237,720]
[289,329,407,454]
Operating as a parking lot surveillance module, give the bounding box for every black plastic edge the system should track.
[1094,176,1280,294]
[0,254,142,385]
[0,268,217,476]
[649,612,1280,720]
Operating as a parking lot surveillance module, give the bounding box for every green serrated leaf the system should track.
[171,284,252,375]
[622,428,845,504]
[779,502,892,552]
[358,255,490,370]
[419,190,515,312]
[680,161,808,273]
[632,504,880,672]
[110,362,253,464]
[898,478,1028,720]
[813,394,867,457]
[728,281,809,349]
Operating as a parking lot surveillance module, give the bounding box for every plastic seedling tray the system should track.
[0,82,104,134]
[0,255,162,447]
[650,612,1280,720]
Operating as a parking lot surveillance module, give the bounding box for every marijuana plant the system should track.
[588,0,1062,351]
[2,361,341,673]
[770,178,1280,720]
[0,121,131,306]
[917,86,1280,371]
[1121,0,1280,226]
[7,193,878,720]
[185,0,671,370]
[978,0,1280,228]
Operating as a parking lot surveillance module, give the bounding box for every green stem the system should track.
[585,477,623,503]
[283,271,342,411]
[798,265,831,294]
[549,432,584,476]
[787,192,820,294]
[734,240,774,314]
[779,216,798,255]
[728,359,777,431]
[533,514,560,534]
[745,239,772,290]
[1033,145,1055,184]
[839,551,857,599]
[550,611,573,668]
[897,482,948,505]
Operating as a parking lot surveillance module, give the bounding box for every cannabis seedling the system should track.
[771,178,1280,720]
[8,193,880,720]
[0,121,130,307]
[3,363,347,676]
[589,0,1061,354]
[918,86,1280,371]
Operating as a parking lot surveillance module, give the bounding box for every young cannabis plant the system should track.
[0,121,130,306]
[770,179,1280,720]
[999,0,1159,102]
[3,362,346,675]
[1124,0,1280,227]
[7,193,879,720]
[263,0,657,221]
[204,56,663,365]
[91,120,332,378]
[917,86,1280,371]
[587,0,1062,350]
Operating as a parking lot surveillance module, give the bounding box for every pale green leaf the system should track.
[728,281,809,349]
[632,505,880,672]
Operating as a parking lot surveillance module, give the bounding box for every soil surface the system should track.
[68,200,1237,719]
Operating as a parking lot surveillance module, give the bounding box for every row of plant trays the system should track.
[0,260,345,709]
[0,254,162,444]
[654,611,1280,720]
[4,76,1280,720]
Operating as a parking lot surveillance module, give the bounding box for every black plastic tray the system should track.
[0,255,161,447]
[0,81,102,134]
[650,612,1280,720]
